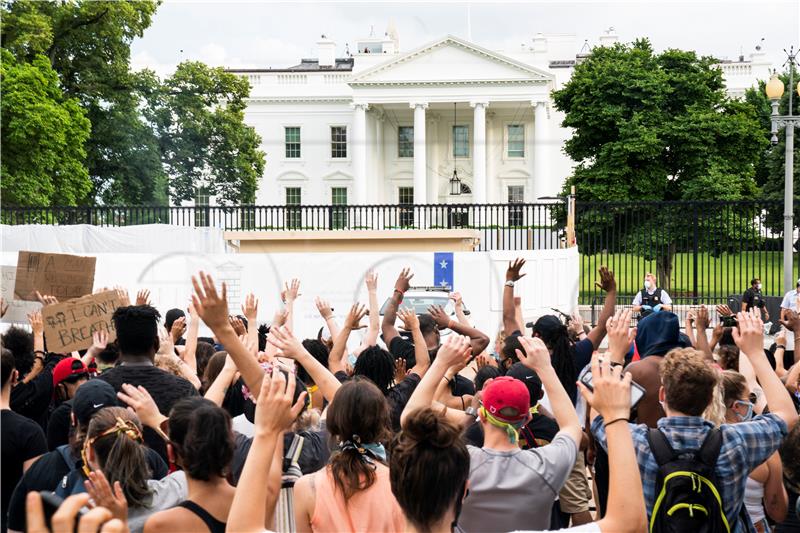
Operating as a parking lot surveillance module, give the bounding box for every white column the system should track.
[374,109,384,203]
[352,102,368,204]
[411,102,428,204]
[531,100,549,202]
[470,101,488,204]
[427,113,440,204]
[486,111,496,202]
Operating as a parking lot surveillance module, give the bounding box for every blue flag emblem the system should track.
[434,252,454,290]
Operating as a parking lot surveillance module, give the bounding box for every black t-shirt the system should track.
[10,353,62,430]
[463,411,559,449]
[388,336,417,366]
[743,287,766,310]
[7,448,73,532]
[46,400,73,451]
[96,364,198,458]
[2,410,47,532]
[387,372,421,431]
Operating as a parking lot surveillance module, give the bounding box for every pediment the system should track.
[322,171,352,181]
[350,36,552,86]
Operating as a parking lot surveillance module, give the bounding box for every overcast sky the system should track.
[131,0,800,76]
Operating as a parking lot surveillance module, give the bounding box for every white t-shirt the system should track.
[780,289,799,311]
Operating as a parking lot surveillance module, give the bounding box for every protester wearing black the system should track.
[742,278,770,322]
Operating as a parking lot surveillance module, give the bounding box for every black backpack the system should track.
[646,427,730,533]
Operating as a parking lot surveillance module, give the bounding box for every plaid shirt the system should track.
[591,414,788,533]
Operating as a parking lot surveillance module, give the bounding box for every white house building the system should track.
[225,28,772,209]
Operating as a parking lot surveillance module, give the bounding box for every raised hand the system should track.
[187,302,199,321]
[34,291,58,306]
[229,315,246,336]
[241,293,259,321]
[284,279,301,302]
[365,270,378,292]
[449,292,464,309]
[135,289,151,306]
[255,367,307,435]
[394,267,414,294]
[27,310,43,335]
[91,330,109,351]
[267,325,305,359]
[239,334,258,357]
[732,310,765,358]
[475,353,498,369]
[427,304,450,329]
[578,357,632,422]
[568,312,585,337]
[780,310,800,333]
[343,303,367,330]
[170,316,187,342]
[0,297,8,318]
[436,334,472,369]
[113,286,130,307]
[116,383,166,430]
[394,357,407,383]
[606,309,635,362]
[595,266,616,292]
[516,336,552,372]
[397,307,420,331]
[84,469,128,521]
[315,297,334,320]
[191,271,229,331]
[716,304,733,317]
[695,306,710,330]
[506,258,526,282]
[272,308,289,329]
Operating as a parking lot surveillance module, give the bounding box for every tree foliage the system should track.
[553,40,767,291]
[0,49,92,206]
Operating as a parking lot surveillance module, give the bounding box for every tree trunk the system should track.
[656,241,676,292]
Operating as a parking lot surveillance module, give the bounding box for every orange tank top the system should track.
[310,464,405,533]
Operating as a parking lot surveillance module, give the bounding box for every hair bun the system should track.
[403,408,461,449]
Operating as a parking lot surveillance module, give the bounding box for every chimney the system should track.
[532,33,547,53]
[317,35,336,68]
[598,27,618,47]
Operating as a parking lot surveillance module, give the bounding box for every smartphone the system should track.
[39,491,87,531]
[721,315,738,328]
[580,371,646,409]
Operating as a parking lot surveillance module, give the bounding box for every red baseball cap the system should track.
[53,357,89,387]
[482,376,530,423]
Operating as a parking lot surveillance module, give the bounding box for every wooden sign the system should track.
[14,251,96,301]
[1,266,40,324]
[42,290,122,353]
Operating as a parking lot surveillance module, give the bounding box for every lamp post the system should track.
[766,46,800,293]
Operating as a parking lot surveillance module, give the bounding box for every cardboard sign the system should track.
[1,266,40,324]
[42,290,121,353]
[14,251,96,301]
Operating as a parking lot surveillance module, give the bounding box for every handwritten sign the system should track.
[42,290,122,353]
[1,266,40,323]
[14,252,96,301]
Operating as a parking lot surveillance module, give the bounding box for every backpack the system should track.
[646,427,730,533]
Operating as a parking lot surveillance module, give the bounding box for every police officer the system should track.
[632,273,672,318]
[741,277,769,322]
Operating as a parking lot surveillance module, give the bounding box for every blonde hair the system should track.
[703,380,726,427]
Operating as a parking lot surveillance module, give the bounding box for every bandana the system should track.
[339,435,386,463]
[479,406,527,445]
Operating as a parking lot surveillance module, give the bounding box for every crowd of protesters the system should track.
[1,264,800,533]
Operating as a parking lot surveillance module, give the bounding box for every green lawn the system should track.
[580,251,799,302]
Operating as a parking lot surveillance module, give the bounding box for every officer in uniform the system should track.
[741,277,769,322]
[632,273,672,318]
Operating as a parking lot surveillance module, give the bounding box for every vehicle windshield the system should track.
[379,295,452,316]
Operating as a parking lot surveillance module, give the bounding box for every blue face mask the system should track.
[733,400,754,422]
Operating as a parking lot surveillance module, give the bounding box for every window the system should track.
[331,126,347,158]
[453,125,469,157]
[507,125,524,158]
[508,185,524,227]
[285,127,301,158]
[194,189,210,227]
[398,126,414,157]
[285,187,301,229]
[398,186,414,227]
[331,187,348,229]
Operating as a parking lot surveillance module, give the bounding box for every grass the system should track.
[579,251,799,302]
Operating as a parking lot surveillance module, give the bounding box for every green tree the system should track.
[0,49,91,207]
[744,71,800,233]
[553,40,767,290]
[2,0,162,204]
[144,61,265,204]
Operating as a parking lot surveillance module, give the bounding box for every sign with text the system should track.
[1,266,41,324]
[42,290,121,353]
[14,252,96,301]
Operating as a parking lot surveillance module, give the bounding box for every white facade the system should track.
[227,30,772,207]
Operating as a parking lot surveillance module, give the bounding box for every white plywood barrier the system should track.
[1,248,578,340]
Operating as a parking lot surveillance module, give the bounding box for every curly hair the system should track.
[353,346,395,394]
[1,326,34,375]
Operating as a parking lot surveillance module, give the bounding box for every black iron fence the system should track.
[0,203,565,252]
[576,200,799,303]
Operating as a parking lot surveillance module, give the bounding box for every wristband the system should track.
[604,417,629,427]
[447,319,455,330]
[776,345,786,350]
[443,376,451,384]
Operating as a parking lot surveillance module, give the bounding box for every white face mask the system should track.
[756,283,762,290]
[644,280,652,290]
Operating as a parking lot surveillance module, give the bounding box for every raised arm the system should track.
[449,292,471,327]
[578,358,648,533]
[314,297,341,345]
[227,370,306,533]
[586,266,617,350]
[27,311,44,354]
[362,271,380,347]
[397,308,430,377]
[242,293,260,351]
[503,258,525,335]
[693,306,713,361]
[193,271,265,398]
[263,308,288,361]
[283,279,301,333]
[381,268,413,346]
[328,304,367,375]
[181,306,200,374]
[269,325,342,404]
[517,336,582,447]
[204,355,239,406]
[605,308,635,365]
[733,310,798,430]
[429,305,489,357]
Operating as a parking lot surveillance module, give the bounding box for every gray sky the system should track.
[131,0,800,76]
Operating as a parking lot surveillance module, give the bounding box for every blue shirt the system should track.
[591,414,788,533]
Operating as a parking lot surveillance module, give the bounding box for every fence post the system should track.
[692,203,699,303]
[566,187,576,248]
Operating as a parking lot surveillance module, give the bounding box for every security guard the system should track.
[741,277,769,322]
[632,273,672,318]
